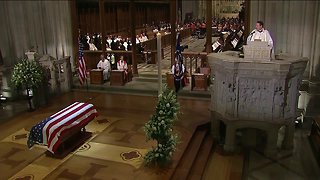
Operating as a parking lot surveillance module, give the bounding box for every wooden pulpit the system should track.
[90,69,104,84]
[191,67,210,91]
[110,70,125,86]
[191,73,208,91]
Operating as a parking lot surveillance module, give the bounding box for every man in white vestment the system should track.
[247,20,274,58]
[97,54,111,80]
[247,21,273,47]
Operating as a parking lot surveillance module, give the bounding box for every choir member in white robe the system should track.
[106,44,112,51]
[135,35,140,44]
[86,33,90,44]
[123,41,128,51]
[89,39,98,51]
[107,37,112,47]
[97,54,111,80]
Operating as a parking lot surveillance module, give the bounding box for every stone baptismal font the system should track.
[208,42,308,155]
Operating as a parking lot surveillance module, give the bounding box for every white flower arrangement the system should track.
[144,85,180,166]
[11,58,44,90]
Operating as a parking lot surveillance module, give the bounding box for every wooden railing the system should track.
[141,28,192,51]
[181,52,208,76]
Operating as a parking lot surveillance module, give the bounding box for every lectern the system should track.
[110,70,125,86]
[90,69,103,84]
[243,41,272,61]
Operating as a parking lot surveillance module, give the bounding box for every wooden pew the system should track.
[84,50,132,70]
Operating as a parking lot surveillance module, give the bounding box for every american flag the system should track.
[27,102,98,154]
[78,36,87,85]
[176,32,183,62]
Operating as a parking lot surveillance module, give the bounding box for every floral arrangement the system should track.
[11,58,44,90]
[144,86,180,166]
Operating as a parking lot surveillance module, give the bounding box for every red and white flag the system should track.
[78,37,87,85]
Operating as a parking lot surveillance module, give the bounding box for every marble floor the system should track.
[0,91,213,180]
[1,91,320,180]
[242,123,320,180]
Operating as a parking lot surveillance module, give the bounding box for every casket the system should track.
[27,102,98,157]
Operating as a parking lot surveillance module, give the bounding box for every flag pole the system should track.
[78,28,91,101]
[85,76,91,101]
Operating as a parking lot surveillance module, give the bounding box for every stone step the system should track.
[187,133,214,180]
[170,124,210,180]
[133,76,167,83]
[138,73,167,79]
[72,77,210,100]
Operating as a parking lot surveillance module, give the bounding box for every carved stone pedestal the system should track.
[208,51,308,155]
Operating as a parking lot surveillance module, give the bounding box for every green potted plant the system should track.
[11,58,44,111]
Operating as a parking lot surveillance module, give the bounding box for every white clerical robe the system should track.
[247,29,273,48]
[107,39,112,46]
[247,28,275,59]
[89,43,97,51]
[142,36,148,42]
[117,60,128,71]
[123,42,128,51]
[97,59,111,80]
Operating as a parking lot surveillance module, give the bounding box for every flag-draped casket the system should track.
[27,102,98,154]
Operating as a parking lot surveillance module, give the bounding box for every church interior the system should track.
[0,0,320,179]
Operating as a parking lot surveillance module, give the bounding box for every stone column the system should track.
[170,0,177,66]
[265,129,279,156]
[130,0,138,75]
[282,120,295,150]
[99,0,106,54]
[206,0,212,53]
[211,111,220,139]
[224,124,236,152]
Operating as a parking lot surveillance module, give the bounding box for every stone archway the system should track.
[223,120,284,156]
[235,127,268,152]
